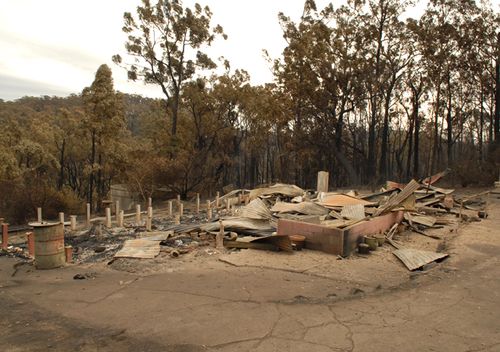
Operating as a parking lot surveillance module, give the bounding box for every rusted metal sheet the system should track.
[249,184,304,200]
[422,170,448,186]
[277,219,343,255]
[386,181,406,190]
[240,198,273,220]
[340,204,365,220]
[114,239,161,259]
[343,211,404,256]
[271,201,329,216]
[320,194,374,208]
[374,180,420,216]
[393,248,449,271]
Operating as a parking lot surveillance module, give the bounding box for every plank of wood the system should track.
[223,241,277,251]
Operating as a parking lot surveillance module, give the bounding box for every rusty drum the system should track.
[31,222,65,269]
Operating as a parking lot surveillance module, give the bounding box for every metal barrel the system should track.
[32,222,65,269]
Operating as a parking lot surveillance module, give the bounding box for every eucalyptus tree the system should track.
[113,0,226,137]
[82,64,125,209]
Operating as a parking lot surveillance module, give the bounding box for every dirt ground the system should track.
[1,190,499,351]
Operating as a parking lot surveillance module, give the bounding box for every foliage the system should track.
[1,0,499,224]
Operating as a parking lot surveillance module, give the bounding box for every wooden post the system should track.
[1,223,8,250]
[207,200,212,221]
[317,171,329,193]
[70,216,77,231]
[65,245,73,263]
[177,194,181,205]
[147,206,153,230]
[59,212,65,224]
[216,192,220,208]
[226,198,230,211]
[118,210,124,227]
[135,204,141,224]
[179,203,184,217]
[148,197,152,208]
[86,203,91,226]
[27,232,35,256]
[216,220,224,249]
[37,207,42,223]
[105,207,112,228]
[168,201,173,217]
[115,200,120,220]
[196,193,200,214]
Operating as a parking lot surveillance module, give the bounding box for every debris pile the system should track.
[4,170,492,273]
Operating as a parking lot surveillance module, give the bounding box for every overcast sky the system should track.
[0,0,497,101]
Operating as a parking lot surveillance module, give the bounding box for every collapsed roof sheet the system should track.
[320,194,374,208]
[271,201,329,215]
[249,183,304,200]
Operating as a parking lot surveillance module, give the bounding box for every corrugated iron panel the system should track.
[393,248,449,271]
[320,194,374,207]
[240,198,273,220]
[340,204,365,220]
[271,201,329,216]
[374,179,421,216]
[114,239,161,259]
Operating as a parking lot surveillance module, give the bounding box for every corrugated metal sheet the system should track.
[374,179,421,216]
[271,201,329,216]
[114,239,161,259]
[239,198,273,220]
[320,194,374,207]
[340,204,365,220]
[249,184,304,200]
[393,248,449,271]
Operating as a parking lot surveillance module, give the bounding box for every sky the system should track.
[0,0,497,101]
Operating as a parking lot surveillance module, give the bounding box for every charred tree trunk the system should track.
[58,139,66,191]
[431,84,441,174]
[414,110,420,177]
[446,72,453,165]
[479,89,484,160]
[495,37,500,144]
[406,114,414,178]
[379,78,395,181]
[88,129,96,210]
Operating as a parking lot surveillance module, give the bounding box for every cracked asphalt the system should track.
[1,196,499,351]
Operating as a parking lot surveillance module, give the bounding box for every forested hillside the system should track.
[1,0,499,223]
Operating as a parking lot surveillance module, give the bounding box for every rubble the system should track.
[3,170,492,273]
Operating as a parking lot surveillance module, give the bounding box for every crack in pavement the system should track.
[329,305,355,352]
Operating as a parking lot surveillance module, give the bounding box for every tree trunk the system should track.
[495,42,500,144]
[97,152,103,211]
[379,80,395,181]
[367,96,377,182]
[446,73,453,165]
[88,129,96,210]
[171,89,180,136]
[58,139,66,191]
[431,84,441,173]
[413,104,420,178]
[479,89,484,160]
